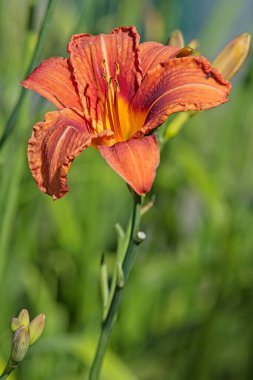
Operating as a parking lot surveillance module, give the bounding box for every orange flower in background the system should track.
[22,26,231,199]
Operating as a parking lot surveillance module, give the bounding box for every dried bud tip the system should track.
[29,314,46,346]
[175,47,195,58]
[135,231,147,244]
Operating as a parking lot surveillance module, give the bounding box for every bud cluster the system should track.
[0,309,46,378]
[10,309,46,364]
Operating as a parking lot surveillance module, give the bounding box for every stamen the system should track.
[115,62,120,76]
[100,61,110,131]
[101,98,107,131]
[113,81,123,140]
[100,59,123,140]
[114,79,120,92]
[105,84,115,134]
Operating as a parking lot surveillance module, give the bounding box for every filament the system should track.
[100,60,123,141]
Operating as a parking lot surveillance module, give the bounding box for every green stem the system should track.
[0,0,57,149]
[88,193,143,380]
[0,358,17,379]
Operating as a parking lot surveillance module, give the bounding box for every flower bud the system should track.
[29,314,46,346]
[116,262,125,288]
[18,309,30,327]
[100,254,109,312]
[188,38,200,50]
[212,33,251,80]
[11,318,20,332]
[168,30,185,48]
[11,326,30,363]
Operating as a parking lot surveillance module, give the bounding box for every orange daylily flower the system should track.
[22,26,231,199]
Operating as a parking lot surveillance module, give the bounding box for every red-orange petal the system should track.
[21,57,82,111]
[28,109,92,199]
[131,56,231,134]
[67,26,142,127]
[139,42,179,76]
[98,135,159,195]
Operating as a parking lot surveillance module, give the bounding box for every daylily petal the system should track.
[28,109,92,199]
[98,135,159,195]
[67,26,142,128]
[131,56,231,134]
[21,57,82,111]
[139,42,179,76]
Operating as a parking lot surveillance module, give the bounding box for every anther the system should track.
[115,62,120,76]
[114,79,120,92]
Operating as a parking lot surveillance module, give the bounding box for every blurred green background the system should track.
[0,0,253,379]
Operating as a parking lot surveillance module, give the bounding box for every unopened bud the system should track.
[116,263,125,288]
[18,309,30,327]
[168,30,184,48]
[29,314,46,346]
[11,326,30,363]
[188,38,200,50]
[11,318,20,332]
[100,255,109,312]
[212,33,251,80]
